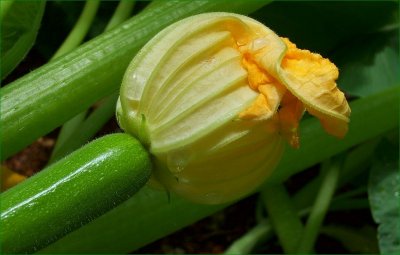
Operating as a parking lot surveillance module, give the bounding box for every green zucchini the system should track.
[0,0,269,161]
[0,133,151,254]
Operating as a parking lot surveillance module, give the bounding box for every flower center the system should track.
[238,37,305,148]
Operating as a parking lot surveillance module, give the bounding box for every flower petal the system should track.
[278,38,351,138]
[253,35,351,138]
[277,92,305,148]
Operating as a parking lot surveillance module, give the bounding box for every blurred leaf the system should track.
[1,0,45,80]
[34,1,83,59]
[250,1,398,55]
[250,1,399,97]
[86,1,119,39]
[35,1,144,60]
[333,31,399,97]
[368,139,400,254]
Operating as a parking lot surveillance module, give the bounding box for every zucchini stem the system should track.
[50,1,135,163]
[105,0,135,31]
[49,92,119,163]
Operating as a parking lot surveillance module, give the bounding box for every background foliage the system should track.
[1,0,399,253]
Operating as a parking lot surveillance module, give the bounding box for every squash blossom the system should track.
[117,13,350,204]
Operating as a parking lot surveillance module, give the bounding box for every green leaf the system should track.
[1,0,45,80]
[250,1,398,55]
[34,1,83,59]
[368,139,400,254]
[250,1,399,97]
[333,31,400,97]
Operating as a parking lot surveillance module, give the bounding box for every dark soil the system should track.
[4,136,55,177]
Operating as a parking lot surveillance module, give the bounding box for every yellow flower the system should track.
[117,13,350,204]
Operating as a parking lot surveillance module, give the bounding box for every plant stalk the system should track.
[50,0,136,163]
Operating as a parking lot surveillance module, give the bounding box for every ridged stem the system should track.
[50,0,135,163]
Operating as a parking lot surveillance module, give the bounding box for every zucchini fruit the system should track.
[1,133,151,253]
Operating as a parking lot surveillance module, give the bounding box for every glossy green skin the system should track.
[0,134,151,254]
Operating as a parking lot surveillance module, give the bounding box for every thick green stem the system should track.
[105,0,135,31]
[261,185,304,253]
[296,155,343,253]
[50,111,86,162]
[51,0,135,163]
[1,134,151,254]
[8,0,98,155]
[49,93,119,163]
[51,1,100,60]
